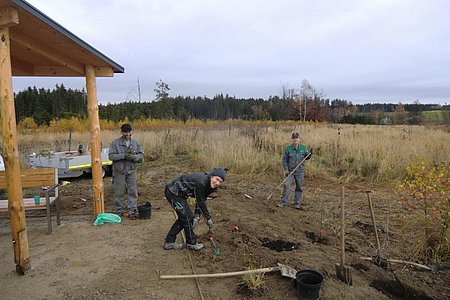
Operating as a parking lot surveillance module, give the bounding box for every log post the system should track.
[85,65,104,215]
[0,7,31,274]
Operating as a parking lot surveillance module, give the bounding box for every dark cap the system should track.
[121,123,132,132]
[210,168,227,181]
[291,132,300,139]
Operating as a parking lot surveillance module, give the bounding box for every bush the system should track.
[397,161,450,262]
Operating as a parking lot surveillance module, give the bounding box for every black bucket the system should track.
[137,202,152,219]
[294,269,323,300]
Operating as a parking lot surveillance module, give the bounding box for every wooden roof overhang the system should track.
[1,0,124,275]
[1,0,124,77]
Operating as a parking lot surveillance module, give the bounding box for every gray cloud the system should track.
[13,0,450,105]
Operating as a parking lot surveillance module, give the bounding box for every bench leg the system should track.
[46,197,52,234]
[56,199,61,225]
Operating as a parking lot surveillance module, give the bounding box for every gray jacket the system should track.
[108,137,144,175]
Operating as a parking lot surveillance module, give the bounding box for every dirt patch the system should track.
[305,231,330,245]
[370,279,434,300]
[1,157,448,299]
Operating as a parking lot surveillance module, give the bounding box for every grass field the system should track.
[6,121,450,183]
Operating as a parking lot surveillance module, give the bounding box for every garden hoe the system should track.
[160,263,297,279]
[335,186,353,285]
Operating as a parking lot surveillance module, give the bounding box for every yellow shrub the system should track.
[397,161,450,262]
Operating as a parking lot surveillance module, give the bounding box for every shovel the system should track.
[335,186,353,285]
[160,263,297,279]
[209,236,221,256]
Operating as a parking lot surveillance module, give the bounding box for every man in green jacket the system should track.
[278,132,312,209]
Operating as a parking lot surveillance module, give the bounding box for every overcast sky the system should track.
[14,0,450,104]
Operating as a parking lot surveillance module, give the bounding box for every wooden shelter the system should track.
[0,0,124,274]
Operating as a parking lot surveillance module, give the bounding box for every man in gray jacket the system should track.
[109,124,144,219]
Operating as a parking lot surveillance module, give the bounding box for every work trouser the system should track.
[113,170,138,214]
[280,170,304,205]
[164,187,196,245]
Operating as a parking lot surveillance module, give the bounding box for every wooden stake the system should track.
[335,186,352,285]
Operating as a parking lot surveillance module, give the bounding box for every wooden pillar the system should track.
[0,7,30,275]
[85,65,104,215]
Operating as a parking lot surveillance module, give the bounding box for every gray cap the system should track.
[210,168,226,181]
[291,132,300,138]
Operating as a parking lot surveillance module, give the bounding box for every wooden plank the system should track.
[0,197,56,211]
[0,168,55,189]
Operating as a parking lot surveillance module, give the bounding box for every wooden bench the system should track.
[0,168,60,234]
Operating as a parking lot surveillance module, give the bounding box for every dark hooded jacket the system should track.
[166,172,214,220]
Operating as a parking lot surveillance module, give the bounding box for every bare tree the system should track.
[281,82,296,101]
[298,79,325,121]
[299,79,313,121]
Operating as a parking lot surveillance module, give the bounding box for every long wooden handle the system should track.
[160,267,278,279]
[266,152,311,201]
[366,192,381,252]
[360,257,432,271]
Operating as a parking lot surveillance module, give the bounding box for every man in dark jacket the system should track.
[278,132,312,209]
[164,168,226,251]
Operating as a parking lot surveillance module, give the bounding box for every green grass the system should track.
[421,110,448,124]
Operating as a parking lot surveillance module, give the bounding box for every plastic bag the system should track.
[93,213,122,226]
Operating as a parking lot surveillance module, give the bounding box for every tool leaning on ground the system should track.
[266,149,313,202]
[209,236,221,256]
[360,190,444,272]
[365,190,381,256]
[160,263,297,279]
[335,186,353,285]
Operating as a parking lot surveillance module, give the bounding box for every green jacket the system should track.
[282,143,309,174]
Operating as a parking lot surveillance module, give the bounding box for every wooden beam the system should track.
[32,66,81,77]
[10,56,34,75]
[0,23,30,275]
[13,32,85,75]
[93,66,114,77]
[0,7,19,28]
[85,65,104,215]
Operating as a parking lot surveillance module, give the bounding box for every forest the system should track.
[13,83,449,126]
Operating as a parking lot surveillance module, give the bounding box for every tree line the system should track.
[12,83,450,126]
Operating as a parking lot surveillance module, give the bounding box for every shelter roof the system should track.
[0,0,124,77]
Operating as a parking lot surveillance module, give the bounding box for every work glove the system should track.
[206,218,213,229]
[125,149,136,161]
[285,172,289,177]
[125,153,136,161]
[306,148,313,160]
[192,215,200,228]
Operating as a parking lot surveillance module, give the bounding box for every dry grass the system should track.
[1,121,449,182]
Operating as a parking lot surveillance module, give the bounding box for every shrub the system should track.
[396,161,450,262]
